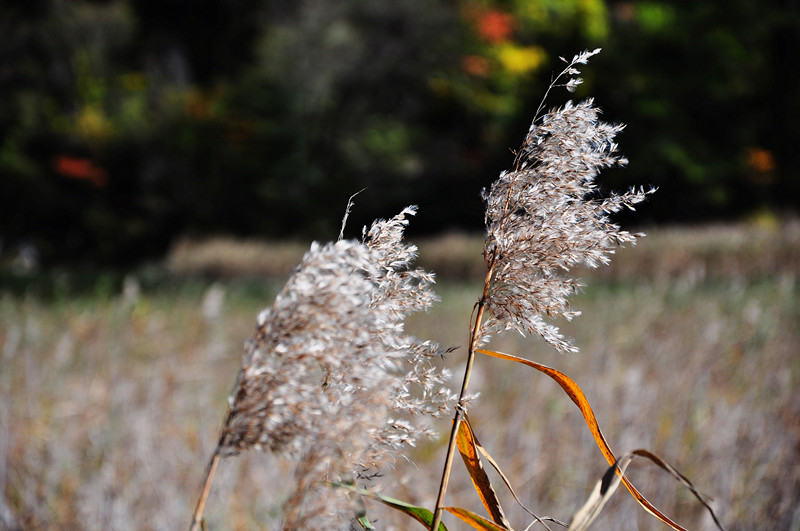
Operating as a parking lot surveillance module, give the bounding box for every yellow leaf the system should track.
[496,44,545,74]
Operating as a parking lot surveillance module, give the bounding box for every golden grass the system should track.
[167,236,312,278]
[166,219,800,282]
[2,225,799,529]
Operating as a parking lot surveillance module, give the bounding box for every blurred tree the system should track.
[230,0,612,235]
[231,0,466,236]
[595,0,800,222]
[0,0,267,264]
[1,0,797,266]
[130,0,263,84]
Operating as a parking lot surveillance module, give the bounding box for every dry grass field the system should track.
[2,221,799,530]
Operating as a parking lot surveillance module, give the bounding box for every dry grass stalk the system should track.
[430,48,654,530]
[190,208,453,530]
[480,98,653,353]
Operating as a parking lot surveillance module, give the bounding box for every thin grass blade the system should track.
[626,449,724,530]
[569,450,638,531]
[570,449,725,531]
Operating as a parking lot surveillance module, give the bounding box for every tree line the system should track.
[1,0,797,265]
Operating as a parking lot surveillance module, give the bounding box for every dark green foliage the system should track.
[0,0,797,265]
[595,0,800,222]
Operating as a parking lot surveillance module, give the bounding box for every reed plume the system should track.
[477,49,653,353]
[480,96,653,352]
[431,49,655,530]
[189,49,721,531]
[190,207,453,530]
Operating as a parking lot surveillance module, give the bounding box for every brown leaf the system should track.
[457,415,512,528]
[570,449,725,531]
[477,348,703,531]
[444,506,513,531]
[464,416,565,530]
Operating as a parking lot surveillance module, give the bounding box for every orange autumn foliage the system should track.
[54,155,108,187]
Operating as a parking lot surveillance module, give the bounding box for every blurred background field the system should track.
[2,0,800,529]
[2,225,799,530]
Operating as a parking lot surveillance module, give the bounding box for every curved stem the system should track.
[430,265,494,530]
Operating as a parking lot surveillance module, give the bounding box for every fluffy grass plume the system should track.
[191,207,453,530]
[481,50,654,353]
[430,50,686,531]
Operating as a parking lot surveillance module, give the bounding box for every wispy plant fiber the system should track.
[481,52,654,352]
[216,207,452,529]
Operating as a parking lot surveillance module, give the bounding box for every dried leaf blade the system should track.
[465,416,563,530]
[445,506,514,531]
[457,416,512,528]
[570,449,725,531]
[476,349,695,531]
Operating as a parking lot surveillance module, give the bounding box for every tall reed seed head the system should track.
[219,207,452,528]
[482,50,654,353]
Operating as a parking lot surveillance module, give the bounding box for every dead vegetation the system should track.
[167,218,800,283]
[2,257,798,529]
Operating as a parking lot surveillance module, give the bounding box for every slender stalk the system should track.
[430,264,494,530]
[190,409,233,531]
[189,448,222,531]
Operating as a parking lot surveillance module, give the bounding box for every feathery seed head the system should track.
[481,54,654,353]
[219,207,452,529]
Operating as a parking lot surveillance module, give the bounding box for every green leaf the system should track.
[331,482,449,531]
[356,512,375,530]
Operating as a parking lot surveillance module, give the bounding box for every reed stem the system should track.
[189,448,221,531]
[190,409,233,531]
[430,264,494,530]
